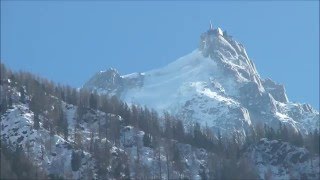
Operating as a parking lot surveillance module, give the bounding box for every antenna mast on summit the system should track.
[210,20,213,30]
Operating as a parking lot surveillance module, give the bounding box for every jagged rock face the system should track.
[239,82,278,114]
[244,138,319,179]
[83,69,144,96]
[200,28,264,90]
[83,68,124,95]
[83,27,319,138]
[262,78,288,103]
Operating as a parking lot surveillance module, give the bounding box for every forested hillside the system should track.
[1,63,319,179]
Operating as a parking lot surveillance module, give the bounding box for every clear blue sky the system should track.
[1,1,319,109]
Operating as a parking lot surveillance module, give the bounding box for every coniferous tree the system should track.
[152,136,162,179]
[8,94,13,108]
[131,105,139,128]
[109,115,121,146]
[207,152,218,179]
[110,95,120,114]
[143,133,152,148]
[71,150,82,171]
[19,86,26,103]
[172,144,184,178]
[174,120,185,142]
[164,112,173,139]
[0,95,8,114]
[134,131,143,179]
[0,63,8,82]
[313,129,320,155]
[164,140,173,180]
[33,112,40,130]
[217,129,223,155]
[89,92,98,110]
[89,130,94,153]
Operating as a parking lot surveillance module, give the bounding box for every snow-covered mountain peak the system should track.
[199,26,263,86]
[99,67,119,74]
[83,26,319,139]
[83,68,123,95]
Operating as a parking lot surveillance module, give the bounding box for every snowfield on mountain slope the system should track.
[122,50,237,111]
